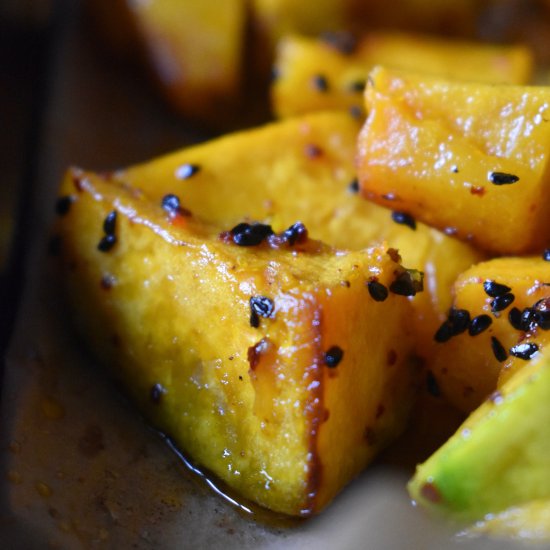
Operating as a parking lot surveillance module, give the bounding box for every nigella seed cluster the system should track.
[434,308,471,343]
[323,346,344,368]
[249,296,275,328]
[508,299,550,332]
[483,280,511,298]
[97,210,117,252]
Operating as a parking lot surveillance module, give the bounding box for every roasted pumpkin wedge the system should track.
[52,169,420,516]
[112,112,482,356]
[272,33,533,119]
[408,346,550,527]
[357,66,550,255]
[429,256,550,413]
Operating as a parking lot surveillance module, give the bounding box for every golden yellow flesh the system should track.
[357,66,550,255]
[116,112,481,356]
[430,256,550,413]
[53,170,417,516]
[272,33,533,119]
[408,349,550,525]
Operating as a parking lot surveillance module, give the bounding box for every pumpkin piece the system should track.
[408,347,550,526]
[53,169,418,516]
[272,33,533,119]
[429,256,550,413]
[102,0,247,124]
[357,66,550,255]
[116,112,482,357]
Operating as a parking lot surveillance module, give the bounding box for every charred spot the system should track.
[420,481,442,504]
[390,268,423,297]
[491,336,508,362]
[175,163,201,180]
[247,338,270,371]
[367,279,389,302]
[320,31,357,54]
[509,342,539,360]
[323,346,343,368]
[391,211,416,230]
[150,383,166,404]
[468,314,492,336]
[488,171,519,185]
[483,280,511,298]
[55,195,73,216]
[426,370,441,397]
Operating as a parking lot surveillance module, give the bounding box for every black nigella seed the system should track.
[488,171,519,185]
[434,321,453,343]
[536,310,550,330]
[543,249,550,261]
[231,222,274,246]
[250,295,275,321]
[483,280,512,298]
[103,210,117,235]
[249,311,260,328]
[426,370,441,397]
[349,105,363,120]
[491,336,508,362]
[98,233,116,252]
[55,195,73,216]
[469,314,492,336]
[162,194,181,214]
[175,163,201,180]
[282,222,308,246]
[491,292,515,313]
[150,383,165,404]
[324,346,343,368]
[312,74,329,92]
[520,307,538,331]
[348,80,366,93]
[509,342,539,360]
[348,178,360,193]
[390,269,423,297]
[320,31,357,54]
[391,211,416,230]
[433,307,470,342]
[508,307,524,331]
[367,280,389,302]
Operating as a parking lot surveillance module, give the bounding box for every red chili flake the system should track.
[483,280,511,298]
[320,31,357,54]
[367,279,389,302]
[491,292,515,313]
[386,248,401,263]
[470,186,486,196]
[391,211,416,230]
[509,342,539,360]
[175,163,201,180]
[489,171,519,185]
[420,482,442,504]
[491,336,508,362]
[305,143,323,158]
[468,314,492,336]
[55,195,73,216]
[150,383,166,404]
[311,74,329,92]
[323,346,343,368]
